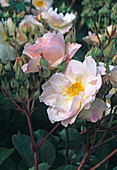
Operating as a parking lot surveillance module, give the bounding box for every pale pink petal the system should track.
[49,33,65,53]
[47,107,61,123]
[70,95,81,114]
[54,94,72,112]
[79,98,107,122]
[65,59,86,83]
[97,66,106,75]
[65,42,82,59]
[95,74,102,91]
[23,43,42,58]
[42,80,51,90]
[48,72,70,93]
[43,46,64,67]
[23,55,41,73]
[51,57,65,68]
[84,83,97,97]
[39,87,57,106]
[83,56,96,77]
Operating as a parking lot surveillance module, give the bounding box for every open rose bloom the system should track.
[40,56,106,127]
[42,8,76,34]
[22,32,81,73]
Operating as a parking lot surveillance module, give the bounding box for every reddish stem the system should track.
[90,149,117,170]
[37,122,60,149]
[77,151,89,170]
[29,0,32,14]
[24,106,38,170]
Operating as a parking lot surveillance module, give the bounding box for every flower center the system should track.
[64,81,84,97]
[33,0,46,8]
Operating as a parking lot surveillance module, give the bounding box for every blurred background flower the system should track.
[0,0,9,7]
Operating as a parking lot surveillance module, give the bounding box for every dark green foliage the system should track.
[12,131,34,168]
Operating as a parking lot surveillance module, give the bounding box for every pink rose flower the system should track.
[39,56,105,127]
[22,32,81,73]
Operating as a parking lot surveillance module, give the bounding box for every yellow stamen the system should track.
[33,0,46,8]
[63,81,84,97]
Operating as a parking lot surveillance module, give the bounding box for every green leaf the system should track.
[59,128,82,154]
[57,61,66,72]
[34,129,59,145]
[33,90,40,100]
[40,57,49,67]
[60,128,82,142]
[87,48,95,58]
[38,139,56,164]
[4,63,11,71]
[0,147,15,165]
[113,167,117,170]
[12,131,34,168]
[9,0,24,12]
[42,66,50,78]
[29,163,51,170]
[17,160,27,170]
[56,165,77,170]
[0,158,16,170]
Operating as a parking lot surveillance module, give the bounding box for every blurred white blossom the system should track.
[42,8,76,34]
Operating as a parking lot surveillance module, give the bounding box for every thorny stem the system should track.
[65,127,69,165]
[90,148,117,170]
[37,122,60,149]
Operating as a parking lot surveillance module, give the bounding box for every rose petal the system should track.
[65,42,82,59]
[79,98,107,122]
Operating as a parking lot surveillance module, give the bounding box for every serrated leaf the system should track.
[0,147,15,165]
[29,163,51,170]
[12,131,34,168]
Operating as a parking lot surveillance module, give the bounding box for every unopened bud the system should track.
[22,23,31,34]
[13,12,17,19]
